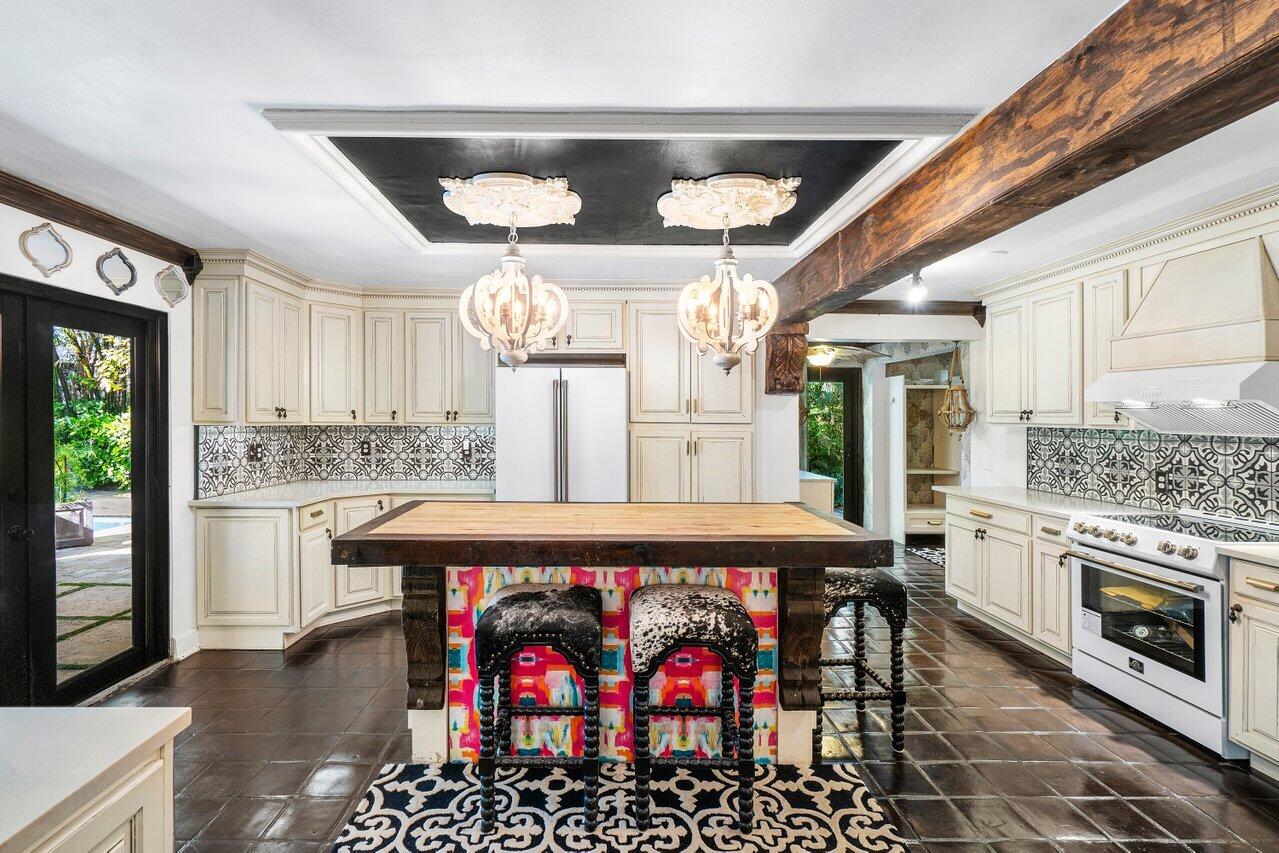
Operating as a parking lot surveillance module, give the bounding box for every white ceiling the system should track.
[0,0,1123,287]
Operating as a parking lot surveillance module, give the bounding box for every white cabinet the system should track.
[334,496,391,608]
[28,749,170,853]
[548,300,625,351]
[405,311,494,424]
[627,302,753,424]
[364,310,404,423]
[984,283,1082,426]
[244,281,308,423]
[1228,560,1279,767]
[298,523,334,629]
[1083,270,1130,428]
[454,321,495,423]
[630,424,752,502]
[192,277,238,423]
[1031,538,1071,653]
[944,515,983,607]
[983,526,1032,632]
[310,303,362,423]
[196,509,293,627]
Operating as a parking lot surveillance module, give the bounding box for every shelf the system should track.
[907,504,945,514]
[907,468,959,475]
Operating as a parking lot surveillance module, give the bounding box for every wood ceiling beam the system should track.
[0,168,203,281]
[775,0,1279,322]
[829,300,986,326]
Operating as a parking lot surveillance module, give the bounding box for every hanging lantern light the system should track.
[441,173,578,367]
[658,174,799,375]
[906,270,927,304]
[939,344,977,432]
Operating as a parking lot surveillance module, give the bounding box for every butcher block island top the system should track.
[331,500,893,568]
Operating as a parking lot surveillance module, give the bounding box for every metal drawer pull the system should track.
[968,509,994,519]
[1245,577,1279,593]
[309,509,325,519]
[1040,526,1062,537]
[1063,549,1204,593]
[926,520,943,526]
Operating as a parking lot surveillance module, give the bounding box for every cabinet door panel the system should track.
[299,524,334,628]
[691,428,753,502]
[563,301,624,350]
[454,321,495,423]
[1229,599,1279,760]
[310,304,361,423]
[364,310,403,423]
[193,277,238,423]
[945,516,982,607]
[985,300,1027,424]
[276,294,308,421]
[1027,282,1082,424]
[629,304,690,422]
[197,511,292,626]
[1084,271,1129,428]
[243,283,279,423]
[983,528,1032,632]
[1031,541,1071,652]
[630,427,690,502]
[334,497,390,607]
[692,351,753,423]
[405,312,452,423]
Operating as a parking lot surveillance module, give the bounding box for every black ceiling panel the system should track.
[328,137,898,245]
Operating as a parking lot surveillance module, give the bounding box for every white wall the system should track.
[809,312,984,343]
[753,355,799,503]
[963,338,1027,487]
[0,203,197,659]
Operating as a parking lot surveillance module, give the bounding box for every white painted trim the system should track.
[777,709,816,765]
[264,108,964,259]
[169,628,200,661]
[410,708,450,763]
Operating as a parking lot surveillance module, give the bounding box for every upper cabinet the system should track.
[244,281,308,423]
[1082,270,1130,428]
[627,302,753,424]
[193,277,238,423]
[985,282,1082,426]
[547,300,625,352]
[403,310,494,424]
[364,310,404,423]
[309,303,362,423]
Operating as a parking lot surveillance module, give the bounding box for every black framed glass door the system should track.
[804,365,864,525]
[0,273,168,705]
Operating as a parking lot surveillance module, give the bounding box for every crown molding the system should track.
[973,183,1279,302]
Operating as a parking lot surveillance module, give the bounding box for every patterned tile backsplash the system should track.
[1027,427,1279,522]
[196,425,496,498]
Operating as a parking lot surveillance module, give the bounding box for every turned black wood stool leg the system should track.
[719,674,737,760]
[889,615,906,753]
[633,674,652,830]
[736,677,755,834]
[852,600,866,711]
[496,661,512,758]
[478,673,497,832]
[582,672,601,831]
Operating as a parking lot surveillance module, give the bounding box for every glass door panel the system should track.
[1080,562,1206,680]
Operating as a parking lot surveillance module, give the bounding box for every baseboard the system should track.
[170,628,200,660]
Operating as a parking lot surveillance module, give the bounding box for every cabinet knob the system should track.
[391,410,397,421]
[325,527,333,540]
[444,410,451,421]
[566,334,572,346]
[377,500,384,511]
[453,410,459,421]
[1229,603,1243,623]
[351,409,356,421]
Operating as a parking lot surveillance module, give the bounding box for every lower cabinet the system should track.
[944,515,983,607]
[196,509,294,628]
[983,527,1031,633]
[28,748,171,852]
[333,496,391,608]
[299,522,334,629]
[1228,560,1279,767]
[1031,538,1071,653]
[629,424,753,502]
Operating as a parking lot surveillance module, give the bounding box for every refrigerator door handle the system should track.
[552,378,562,501]
[560,380,569,502]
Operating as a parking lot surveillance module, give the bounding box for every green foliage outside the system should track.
[52,329,132,502]
[805,381,844,508]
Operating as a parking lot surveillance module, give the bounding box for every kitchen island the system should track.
[331,500,892,765]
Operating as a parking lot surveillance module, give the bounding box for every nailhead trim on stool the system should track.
[475,584,603,833]
[629,584,758,834]
[814,568,908,761]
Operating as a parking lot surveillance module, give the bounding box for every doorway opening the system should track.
[803,366,863,525]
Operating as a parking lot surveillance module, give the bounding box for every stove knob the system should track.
[1177,545,1199,560]
[1103,529,1119,541]
[1087,525,1102,536]
[1157,540,1177,555]
[1072,521,1087,533]
[1120,533,1138,546]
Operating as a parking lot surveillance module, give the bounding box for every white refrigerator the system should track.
[495,363,628,502]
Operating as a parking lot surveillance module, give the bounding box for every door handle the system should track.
[6,526,34,542]
[560,381,569,502]
[552,379,562,501]
[968,509,993,519]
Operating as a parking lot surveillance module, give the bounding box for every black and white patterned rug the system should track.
[332,762,906,852]
[906,546,946,568]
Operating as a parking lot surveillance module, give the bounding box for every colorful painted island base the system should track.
[445,565,778,763]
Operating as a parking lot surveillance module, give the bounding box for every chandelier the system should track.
[658,174,798,374]
[441,173,578,367]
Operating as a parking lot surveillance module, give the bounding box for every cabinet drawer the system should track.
[906,507,945,534]
[1034,514,1070,547]
[1231,560,1279,608]
[946,497,1030,535]
[299,501,333,532]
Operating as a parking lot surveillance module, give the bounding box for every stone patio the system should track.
[55,494,133,682]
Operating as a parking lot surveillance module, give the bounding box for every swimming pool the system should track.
[92,516,131,533]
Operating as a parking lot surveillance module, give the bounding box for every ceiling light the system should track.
[658,174,799,374]
[906,270,927,304]
[807,346,836,367]
[440,173,579,367]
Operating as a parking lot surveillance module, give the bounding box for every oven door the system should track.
[1069,545,1224,715]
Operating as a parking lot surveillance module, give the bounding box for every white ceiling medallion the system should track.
[443,173,574,368]
[663,174,796,374]
[18,221,73,278]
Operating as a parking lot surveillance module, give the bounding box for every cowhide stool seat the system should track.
[474,583,603,833]
[814,568,909,760]
[629,584,758,834]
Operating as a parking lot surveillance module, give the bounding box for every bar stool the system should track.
[629,584,758,834]
[474,583,603,832]
[813,568,909,761]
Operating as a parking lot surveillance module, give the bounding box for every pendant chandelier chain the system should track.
[507,214,519,246]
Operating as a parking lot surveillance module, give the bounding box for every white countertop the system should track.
[799,470,836,483]
[1217,543,1279,568]
[189,479,495,508]
[933,485,1145,518]
[0,706,190,850]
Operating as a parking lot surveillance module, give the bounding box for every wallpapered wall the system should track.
[1027,427,1279,523]
[195,425,496,498]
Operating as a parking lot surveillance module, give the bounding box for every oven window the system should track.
[1080,563,1206,681]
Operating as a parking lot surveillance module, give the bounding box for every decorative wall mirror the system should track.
[154,264,189,306]
[96,247,137,295]
[18,222,73,277]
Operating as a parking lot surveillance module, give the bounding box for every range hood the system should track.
[1085,236,1279,436]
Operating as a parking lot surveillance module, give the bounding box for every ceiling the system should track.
[0,0,1124,287]
[329,137,898,245]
